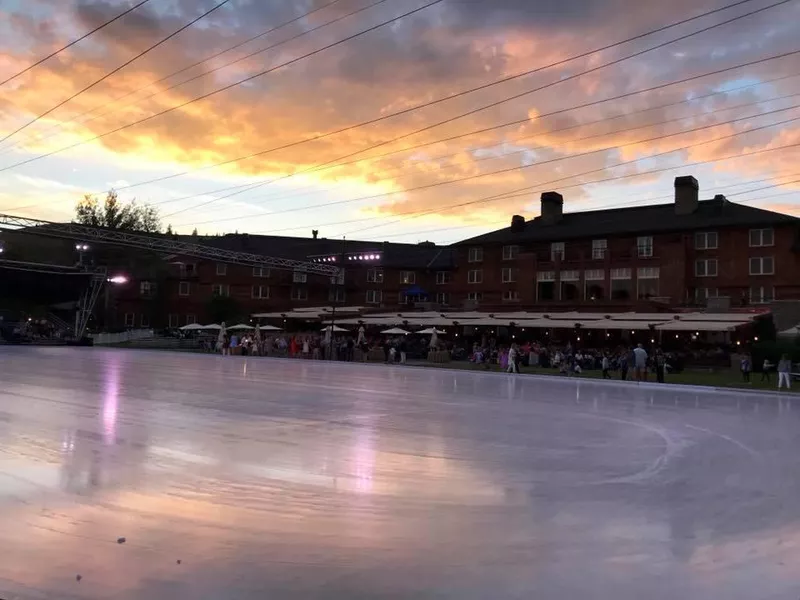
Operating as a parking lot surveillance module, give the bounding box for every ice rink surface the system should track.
[1,347,799,599]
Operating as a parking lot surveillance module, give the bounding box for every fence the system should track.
[91,329,155,345]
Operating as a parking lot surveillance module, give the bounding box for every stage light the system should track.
[107,275,128,284]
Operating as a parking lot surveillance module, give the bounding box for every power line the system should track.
[140,0,799,216]
[340,120,800,237]
[0,0,233,144]
[153,54,800,214]
[177,87,800,224]
[0,0,360,156]
[152,0,793,214]
[0,0,154,88]
[0,0,445,174]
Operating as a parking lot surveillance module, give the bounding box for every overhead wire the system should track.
[0,0,233,144]
[0,0,154,87]
[151,0,800,219]
[0,0,446,174]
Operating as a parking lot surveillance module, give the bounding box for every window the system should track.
[180,263,196,277]
[328,288,346,303]
[502,245,519,260]
[140,281,155,298]
[467,292,483,302]
[124,313,135,327]
[468,247,483,262]
[468,269,483,284]
[252,285,269,300]
[367,268,384,283]
[216,263,227,276]
[749,286,774,304]
[584,269,606,301]
[503,290,520,302]
[749,256,774,275]
[637,236,653,258]
[366,289,382,304]
[179,281,190,296]
[186,314,197,325]
[292,270,307,283]
[436,271,451,285]
[140,314,150,328]
[695,231,718,250]
[537,271,555,301]
[550,242,565,261]
[637,267,659,299]
[168,314,180,328]
[253,266,270,278]
[212,283,229,297]
[560,270,580,301]
[695,259,718,277]
[291,286,308,301]
[695,288,718,304]
[400,271,416,285]
[436,292,450,305]
[501,268,517,283]
[592,239,607,260]
[610,268,632,301]
[749,228,774,247]
[330,271,345,285]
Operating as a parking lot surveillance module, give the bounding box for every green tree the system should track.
[75,191,161,232]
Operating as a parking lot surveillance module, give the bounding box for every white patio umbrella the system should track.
[416,327,445,335]
[259,324,283,331]
[217,321,227,346]
[228,323,255,331]
[418,327,444,348]
[201,323,222,330]
[179,323,204,331]
[321,325,349,333]
[381,327,410,335]
[253,324,261,343]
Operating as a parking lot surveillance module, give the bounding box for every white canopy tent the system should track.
[778,325,800,337]
[179,323,204,331]
[321,325,350,333]
[227,323,255,331]
[381,327,410,335]
[201,324,222,330]
[417,327,446,335]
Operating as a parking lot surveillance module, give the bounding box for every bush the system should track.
[751,338,800,370]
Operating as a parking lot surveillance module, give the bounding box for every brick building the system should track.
[450,176,800,311]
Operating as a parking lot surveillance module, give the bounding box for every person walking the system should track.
[778,354,792,390]
[508,344,519,374]
[740,353,752,383]
[633,344,648,382]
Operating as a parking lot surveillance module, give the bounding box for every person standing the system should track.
[633,344,648,382]
[761,358,772,382]
[601,354,611,379]
[398,336,407,364]
[655,350,666,384]
[778,354,792,390]
[619,351,629,381]
[740,353,752,383]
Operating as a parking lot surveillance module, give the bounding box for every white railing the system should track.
[91,329,155,345]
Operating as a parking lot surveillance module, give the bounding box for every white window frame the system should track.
[124,313,135,327]
[467,292,483,302]
[501,267,517,283]
[366,289,382,304]
[252,285,269,300]
[749,286,774,304]
[637,236,653,258]
[400,271,416,285]
[367,268,384,284]
[536,271,555,282]
[468,247,483,263]
[212,283,229,297]
[584,269,605,281]
[468,269,483,284]
[560,270,579,282]
[637,267,660,279]
[749,228,774,248]
[253,266,270,278]
[328,288,346,303]
[436,271,451,285]
[610,268,632,280]
[140,281,154,298]
[550,242,565,261]
[168,314,180,328]
[503,290,520,302]
[178,281,190,297]
[502,245,519,260]
[291,286,308,301]
[591,239,607,260]
[695,258,718,277]
[292,270,308,284]
[695,287,719,303]
[749,256,774,276]
[140,314,150,328]
[695,231,718,250]
[186,314,197,325]
[436,292,450,305]
[216,263,227,276]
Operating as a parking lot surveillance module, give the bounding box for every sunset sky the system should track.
[1,0,799,244]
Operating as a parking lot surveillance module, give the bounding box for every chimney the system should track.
[540,192,563,225]
[674,175,699,215]
[312,229,319,239]
[510,215,525,232]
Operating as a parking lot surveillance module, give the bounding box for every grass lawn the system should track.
[408,360,797,394]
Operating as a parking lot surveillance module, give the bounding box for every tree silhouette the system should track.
[75,191,161,232]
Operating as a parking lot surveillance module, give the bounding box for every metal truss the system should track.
[75,268,107,339]
[0,213,340,276]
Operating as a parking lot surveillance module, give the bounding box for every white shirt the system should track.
[633,347,648,367]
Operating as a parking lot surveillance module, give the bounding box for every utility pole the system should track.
[328,237,346,360]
